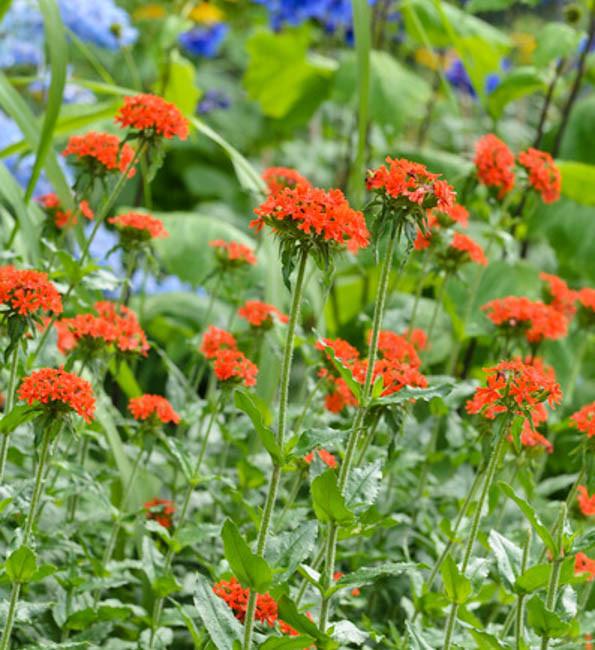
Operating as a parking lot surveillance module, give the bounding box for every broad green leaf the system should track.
[0,404,39,434]
[468,627,509,649]
[332,620,367,646]
[311,470,355,526]
[371,383,453,407]
[526,594,571,637]
[163,437,195,482]
[156,50,201,115]
[344,460,382,512]
[466,0,515,11]
[488,530,522,590]
[266,521,317,582]
[260,637,315,649]
[194,573,244,650]
[406,622,434,650]
[172,600,203,649]
[533,23,581,68]
[221,519,272,593]
[515,557,585,594]
[292,428,345,457]
[335,562,417,589]
[440,555,472,604]
[277,595,338,648]
[234,390,281,462]
[5,546,37,584]
[556,161,595,206]
[487,67,547,120]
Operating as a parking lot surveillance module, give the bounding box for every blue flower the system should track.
[445,59,476,96]
[179,22,228,58]
[485,73,500,94]
[0,0,45,68]
[28,67,97,105]
[197,89,231,115]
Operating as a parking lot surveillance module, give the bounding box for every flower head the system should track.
[0,266,62,318]
[213,577,278,626]
[115,93,189,140]
[449,232,488,266]
[209,239,257,268]
[200,325,237,359]
[95,301,150,356]
[575,552,595,581]
[576,288,595,327]
[262,166,311,194]
[18,367,95,423]
[304,448,337,468]
[474,134,515,198]
[407,328,428,351]
[212,349,258,387]
[577,486,595,517]
[571,402,595,438]
[238,300,288,328]
[129,394,181,425]
[56,312,117,356]
[372,357,428,397]
[374,330,421,368]
[37,193,94,229]
[316,337,360,366]
[144,498,176,529]
[109,211,169,243]
[518,148,561,204]
[540,272,576,317]
[62,131,136,178]
[320,374,358,413]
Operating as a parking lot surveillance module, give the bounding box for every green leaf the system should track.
[5,546,37,584]
[221,519,272,593]
[0,404,38,434]
[194,573,243,650]
[526,594,571,637]
[152,573,182,598]
[234,390,281,462]
[311,470,355,526]
[498,482,556,554]
[163,437,195,482]
[440,555,472,604]
[335,562,417,589]
[171,600,203,649]
[468,627,509,649]
[371,382,453,407]
[317,340,362,402]
[406,622,435,650]
[488,530,522,590]
[260,637,315,649]
[487,67,547,120]
[156,50,201,116]
[533,23,581,68]
[556,161,595,206]
[344,460,382,512]
[291,428,345,457]
[266,521,317,583]
[515,557,584,594]
[277,595,337,648]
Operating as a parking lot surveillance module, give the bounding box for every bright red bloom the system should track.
[213,578,278,626]
[109,212,169,240]
[321,374,358,413]
[18,368,95,423]
[262,167,311,194]
[37,193,94,229]
[252,185,369,254]
[115,93,189,140]
[571,402,595,438]
[540,272,576,317]
[144,498,176,529]
[129,394,180,425]
[238,300,288,328]
[406,328,428,351]
[450,233,488,266]
[317,337,360,365]
[474,134,515,198]
[373,330,421,368]
[519,406,553,453]
[304,448,337,468]
[62,131,136,178]
[367,157,457,212]
[441,203,469,228]
[212,348,258,387]
[577,486,595,517]
[0,266,62,317]
[482,296,568,343]
[200,326,237,359]
[466,358,561,422]
[209,239,257,267]
[95,301,150,356]
[373,358,428,397]
[518,148,561,204]
[575,552,595,581]
[577,287,595,313]
[56,312,117,355]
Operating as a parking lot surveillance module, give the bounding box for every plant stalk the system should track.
[0,347,20,482]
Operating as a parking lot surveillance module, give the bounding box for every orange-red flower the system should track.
[518,148,561,204]
[109,212,169,241]
[62,131,136,178]
[577,288,595,315]
[95,301,150,356]
[474,134,515,198]
[304,448,337,468]
[317,337,360,366]
[320,374,358,413]
[144,498,176,529]
[252,184,369,254]
[115,93,189,140]
[129,394,180,425]
[373,357,428,397]
[540,272,576,317]
[0,266,62,317]
[56,312,117,355]
[200,326,237,359]
[374,330,421,368]
[450,232,488,266]
[37,193,94,229]
[406,328,428,351]
[17,368,95,423]
[577,486,595,516]
[209,239,257,267]
[262,166,311,193]
[212,348,258,387]
[571,402,595,438]
[238,300,288,328]
[575,552,595,581]
[213,577,278,626]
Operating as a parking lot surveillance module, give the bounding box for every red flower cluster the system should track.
[373,357,428,396]
[374,330,421,367]
[0,266,62,317]
[577,287,595,315]
[366,157,457,213]
[252,184,369,254]
[144,498,176,529]
[115,93,189,140]
[262,166,311,194]
[37,193,94,229]
[316,337,360,365]
[540,272,576,317]
[238,300,288,328]
[450,232,487,266]
[407,328,428,351]
[575,553,595,581]
[482,296,568,343]
[95,301,150,356]
[129,395,181,425]
[304,448,337,468]
[62,131,136,178]
[200,326,237,359]
[577,486,595,517]
[213,348,258,387]
[518,148,561,204]
[18,368,95,423]
[474,134,515,198]
[209,240,257,267]
[318,372,359,413]
[571,402,595,438]
[109,212,169,240]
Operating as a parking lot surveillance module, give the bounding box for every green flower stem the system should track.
[0,347,20,483]
[243,247,309,650]
[515,530,531,650]
[443,416,510,650]
[0,423,55,650]
[319,222,400,632]
[540,505,566,650]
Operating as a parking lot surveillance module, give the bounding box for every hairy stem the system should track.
[0,347,20,482]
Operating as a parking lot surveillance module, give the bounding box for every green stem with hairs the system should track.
[540,505,566,650]
[0,347,20,482]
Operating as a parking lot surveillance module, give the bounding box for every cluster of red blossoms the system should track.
[213,577,297,635]
[577,287,595,326]
[115,93,189,140]
[109,212,169,242]
[304,448,337,468]
[0,266,62,317]
[18,368,95,423]
[577,486,595,517]
[540,272,577,317]
[252,184,370,254]
[575,552,595,581]
[144,498,176,529]
[209,239,257,267]
[518,148,561,204]
[571,402,595,438]
[37,193,94,229]
[55,301,149,357]
[129,394,180,425]
[238,300,288,328]
[63,131,137,178]
[262,166,312,194]
[449,232,488,266]
[200,326,258,387]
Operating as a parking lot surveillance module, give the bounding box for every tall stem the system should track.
[540,505,566,650]
[0,347,20,482]
[515,530,531,650]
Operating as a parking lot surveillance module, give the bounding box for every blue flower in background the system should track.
[445,59,476,96]
[179,22,228,58]
[197,89,231,115]
[29,67,97,105]
[485,73,500,94]
[0,1,45,68]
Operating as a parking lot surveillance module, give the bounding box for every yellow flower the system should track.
[189,2,225,24]
[512,32,536,64]
[133,3,166,20]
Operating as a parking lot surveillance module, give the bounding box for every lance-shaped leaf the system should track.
[291,428,346,457]
[335,562,418,590]
[344,460,383,512]
[277,595,338,649]
[371,383,453,407]
[266,521,317,582]
[5,546,38,584]
[221,519,272,593]
[0,404,39,434]
[235,390,282,462]
[526,594,573,638]
[194,573,243,650]
[311,470,355,526]
[440,555,472,604]
[488,530,522,591]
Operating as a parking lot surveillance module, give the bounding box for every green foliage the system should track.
[221,519,273,592]
[310,470,355,525]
